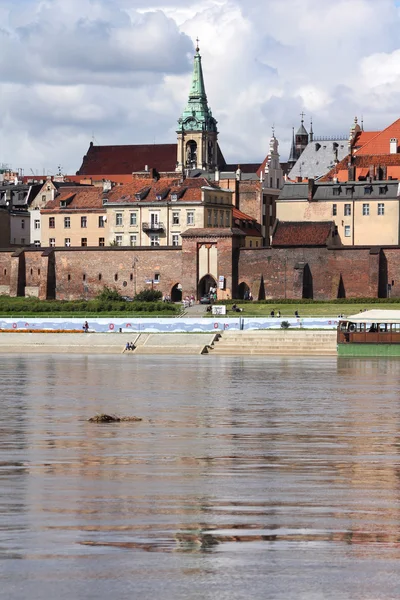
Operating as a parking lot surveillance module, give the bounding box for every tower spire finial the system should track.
[196,37,200,53]
[300,111,305,124]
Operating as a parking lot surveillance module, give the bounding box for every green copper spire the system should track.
[177,41,217,133]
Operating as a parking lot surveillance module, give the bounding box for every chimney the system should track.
[236,165,242,181]
[390,138,398,154]
[308,178,315,201]
[102,180,112,193]
[296,176,303,183]
[215,165,220,183]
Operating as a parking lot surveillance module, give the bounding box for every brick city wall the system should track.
[0,244,399,301]
[238,246,381,300]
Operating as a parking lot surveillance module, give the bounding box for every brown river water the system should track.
[1,354,400,599]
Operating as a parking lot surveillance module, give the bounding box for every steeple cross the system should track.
[300,111,305,123]
[196,37,200,52]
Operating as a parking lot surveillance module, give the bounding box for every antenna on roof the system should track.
[361,115,364,131]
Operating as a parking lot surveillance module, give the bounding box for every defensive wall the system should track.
[0,242,399,300]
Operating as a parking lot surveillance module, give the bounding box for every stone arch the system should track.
[198,274,217,299]
[171,283,182,302]
[238,281,250,299]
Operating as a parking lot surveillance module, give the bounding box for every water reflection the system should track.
[1,355,400,598]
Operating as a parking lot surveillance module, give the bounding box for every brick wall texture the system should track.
[0,242,398,300]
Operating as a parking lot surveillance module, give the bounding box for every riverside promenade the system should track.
[0,330,337,356]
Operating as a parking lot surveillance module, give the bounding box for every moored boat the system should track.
[337,310,400,356]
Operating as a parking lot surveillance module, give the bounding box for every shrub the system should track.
[281,321,290,329]
[133,289,162,302]
[96,286,122,302]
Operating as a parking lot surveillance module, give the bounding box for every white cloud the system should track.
[1,0,400,173]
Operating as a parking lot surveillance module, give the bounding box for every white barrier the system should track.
[0,317,339,333]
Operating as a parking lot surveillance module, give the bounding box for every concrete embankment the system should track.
[210,330,337,356]
[0,330,337,355]
[0,332,217,355]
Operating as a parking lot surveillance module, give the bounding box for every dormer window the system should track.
[333,186,341,196]
[171,193,178,202]
[379,186,387,195]
[60,201,67,208]
[364,185,373,195]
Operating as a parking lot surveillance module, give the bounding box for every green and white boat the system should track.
[338,310,400,356]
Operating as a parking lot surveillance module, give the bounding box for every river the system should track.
[1,354,400,599]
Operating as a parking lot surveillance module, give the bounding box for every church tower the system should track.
[176,41,218,173]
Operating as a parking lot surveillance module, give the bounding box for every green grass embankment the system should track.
[0,296,180,318]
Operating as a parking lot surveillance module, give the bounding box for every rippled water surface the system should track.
[2,354,400,599]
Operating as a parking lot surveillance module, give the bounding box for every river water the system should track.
[1,355,400,599]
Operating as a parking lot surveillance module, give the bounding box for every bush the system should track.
[281,321,290,329]
[133,289,162,302]
[96,286,122,302]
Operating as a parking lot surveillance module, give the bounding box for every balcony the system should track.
[142,222,165,232]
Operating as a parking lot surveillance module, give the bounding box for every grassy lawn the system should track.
[219,303,400,318]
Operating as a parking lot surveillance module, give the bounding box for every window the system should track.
[21,238,25,245]
[114,274,118,282]
[34,219,40,229]
[364,186,372,195]
[249,240,253,248]
[81,216,87,228]
[81,238,87,247]
[214,210,218,227]
[64,238,71,247]
[276,178,280,189]
[34,240,40,247]
[172,212,180,225]
[129,212,137,226]
[207,209,212,227]
[115,235,123,246]
[379,186,387,195]
[346,187,353,196]
[362,203,370,216]
[332,204,337,216]
[68,274,71,281]
[49,238,55,247]
[21,219,25,229]
[116,213,123,226]
[64,216,70,228]
[99,237,105,247]
[333,187,340,196]
[220,211,224,227]
[225,211,230,227]
[154,273,160,283]
[344,204,351,216]
[378,203,385,216]
[187,211,194,225]
[130,234,137,247]
[172,234,180,246]
[270,177,273,188]
[344,225,351,237]
[49,217,55,228]
[42,195,46,202]
[150,234,160,246]
[98,216,105,228]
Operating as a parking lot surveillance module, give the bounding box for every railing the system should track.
[142,222,165,232]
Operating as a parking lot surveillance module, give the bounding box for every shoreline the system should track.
[0,331,338,356]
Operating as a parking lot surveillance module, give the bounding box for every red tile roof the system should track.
[321,153,400,182]
[353,130,379,149]
[42,187,104,212]
[105,177,220,204]
[272,221,333,246]
[354,118,400,155]
[77,143,178,175]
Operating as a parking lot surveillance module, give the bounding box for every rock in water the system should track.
[88,414,142,423]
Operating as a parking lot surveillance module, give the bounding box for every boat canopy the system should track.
[345,309,400,324]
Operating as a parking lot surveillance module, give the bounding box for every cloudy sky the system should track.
[1,0,400,175]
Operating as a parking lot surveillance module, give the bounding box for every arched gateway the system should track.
[198,274,217,299]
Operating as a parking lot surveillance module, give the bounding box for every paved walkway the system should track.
[180,303,208,317]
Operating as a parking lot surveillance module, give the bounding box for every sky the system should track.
[1,0,400,175]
